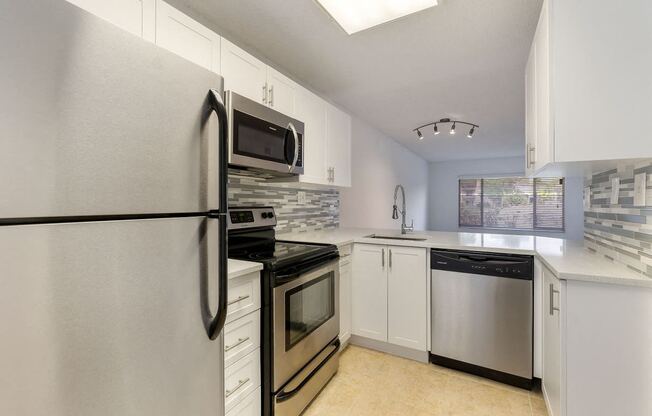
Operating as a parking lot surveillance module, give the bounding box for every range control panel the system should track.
[228,206,277,230]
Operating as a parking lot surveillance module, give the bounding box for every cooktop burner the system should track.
[227,206,338,271]
[235,241,328,264]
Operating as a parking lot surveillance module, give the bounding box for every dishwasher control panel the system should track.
[431,249,533,280]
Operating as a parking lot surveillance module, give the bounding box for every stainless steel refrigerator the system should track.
[0,1,229,414]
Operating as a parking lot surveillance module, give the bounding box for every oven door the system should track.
[272,259,339,391]
[226,91,304,175]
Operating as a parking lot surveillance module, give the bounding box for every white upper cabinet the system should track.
[155,1,220,73]
[221,39,268,105]
[66,0,155,41]
[525,44,537,176]
[295,89,329,185]
[266,67,298,116]
[326,104,352,187]
[526,0,652,175]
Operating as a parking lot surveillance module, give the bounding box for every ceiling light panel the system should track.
[316,0,438,34]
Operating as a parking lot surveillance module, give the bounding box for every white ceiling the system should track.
[167,0,542,162]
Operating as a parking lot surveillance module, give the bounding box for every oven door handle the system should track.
[274,254,339,284]
[276,338,340,403]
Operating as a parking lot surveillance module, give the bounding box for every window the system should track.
[459,177,564,231]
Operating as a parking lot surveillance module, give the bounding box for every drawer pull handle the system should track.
[227,294,250,306]
[226,377,250,398]
[225,336,250,352]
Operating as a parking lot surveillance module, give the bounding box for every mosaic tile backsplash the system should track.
[228,169,339,234]
[584,160,652,277]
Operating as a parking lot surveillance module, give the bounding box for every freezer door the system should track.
[0,0,224,219]
[0,218,224,415]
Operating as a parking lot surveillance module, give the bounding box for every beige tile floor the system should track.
[303,345,549,416]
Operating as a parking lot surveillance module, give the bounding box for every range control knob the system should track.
[267,212,274,218]
[261,212,268,219]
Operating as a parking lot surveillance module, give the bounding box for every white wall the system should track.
[340,118,429,231]
[428,157,584,240]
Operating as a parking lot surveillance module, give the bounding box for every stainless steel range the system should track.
[228,207,340,416]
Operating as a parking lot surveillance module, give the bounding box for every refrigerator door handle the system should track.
[202,89,229,340]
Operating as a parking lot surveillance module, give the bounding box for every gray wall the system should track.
[428,156,585,240]
[585,160,652,277]
[339,118,429,231]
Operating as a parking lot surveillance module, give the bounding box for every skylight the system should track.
[316,0,438,34]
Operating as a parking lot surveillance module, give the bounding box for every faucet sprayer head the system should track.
[392,205,399,219]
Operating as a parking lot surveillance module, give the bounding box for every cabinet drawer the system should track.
[224,311,261,368]
[225,348,261,412]
[227,271,261,323]
[225,386,261,416]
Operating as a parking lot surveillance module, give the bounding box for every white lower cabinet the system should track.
[387,246,427,350]
[226,386,261,416]
[351,244,387,341]
[224,311,261,368]
[224,348,261,412]
[542,265,564,416]
[339,248,352,345]
[225,269,261,416]
[351,243,427,351]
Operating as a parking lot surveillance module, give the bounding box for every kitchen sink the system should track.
[364,234,428,241]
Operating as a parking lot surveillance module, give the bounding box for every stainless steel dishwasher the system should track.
[430,249,533,389]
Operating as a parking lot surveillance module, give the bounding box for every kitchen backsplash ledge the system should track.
[228,169,339,234]
[584,160,652,277]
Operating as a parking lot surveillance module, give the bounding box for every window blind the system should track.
[459,177,564,231]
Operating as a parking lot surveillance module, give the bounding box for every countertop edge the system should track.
[280,230,651,288]
[227,259,263,280]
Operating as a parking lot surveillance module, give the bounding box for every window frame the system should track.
[458,176,565,232]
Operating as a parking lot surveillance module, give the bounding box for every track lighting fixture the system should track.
[412,118,478,141]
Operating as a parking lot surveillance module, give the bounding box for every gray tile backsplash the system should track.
[228,168,339,234]
[584,160,652,277]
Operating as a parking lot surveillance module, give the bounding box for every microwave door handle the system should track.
[287,122,299,173]
[202,89,228,341]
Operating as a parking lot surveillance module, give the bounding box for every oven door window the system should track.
[285,271,334,350]
[233,109,291,164]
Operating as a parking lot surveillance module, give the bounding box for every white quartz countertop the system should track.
[279,228,651,288]
[228,259,262,279]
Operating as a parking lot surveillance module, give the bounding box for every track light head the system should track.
[433,124,439,135]
[417,129,424,140]
[467,126,475,138]
[450,122,456,135]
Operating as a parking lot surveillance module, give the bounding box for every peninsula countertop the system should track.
[278,228,651,288]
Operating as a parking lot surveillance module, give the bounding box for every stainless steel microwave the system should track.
[226,91,304,175]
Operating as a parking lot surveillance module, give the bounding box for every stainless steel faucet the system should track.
[392,184,414,234]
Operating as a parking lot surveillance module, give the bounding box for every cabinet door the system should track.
[543,266,562,416]
[351,244,387,342]
[221,39,268,105]
[266,67,298,116]
[533,0,551,171]
[525,42,537,176]
[295,89,328,185]
[66,0,155,41]
[387,246,427,350]
[155,0,220,73]
[339,257,352,344]
[325,104,352,187]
